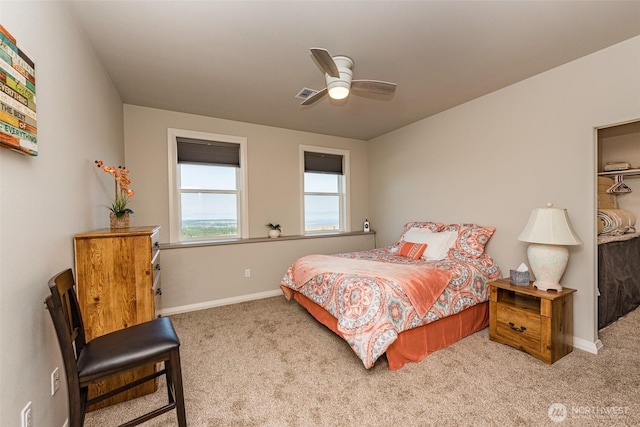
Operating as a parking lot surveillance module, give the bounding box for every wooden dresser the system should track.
[74,225,161,409]
[489,278,576,364]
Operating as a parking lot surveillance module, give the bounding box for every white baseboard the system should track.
[573,336,602,354]
[159,289,284,316]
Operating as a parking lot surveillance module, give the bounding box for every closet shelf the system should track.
[598,168,640,178]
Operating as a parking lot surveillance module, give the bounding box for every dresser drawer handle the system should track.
[508,322,527,333]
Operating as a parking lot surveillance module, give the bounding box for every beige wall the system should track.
[123,105,369,241]
[369,36,640,352]
[123,105,372,311]
[160,234,375,314]
[0,1,124,424]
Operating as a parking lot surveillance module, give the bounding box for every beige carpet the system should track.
[85,296,640,426]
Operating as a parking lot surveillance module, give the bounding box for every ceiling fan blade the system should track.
[351,80,397,95]
[310,48,339,77]
[301,88,328,106]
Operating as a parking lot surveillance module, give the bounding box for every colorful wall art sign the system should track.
[0,24,37,156]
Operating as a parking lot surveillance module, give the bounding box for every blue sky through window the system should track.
[179,166,340,228]
[181,164,237,220]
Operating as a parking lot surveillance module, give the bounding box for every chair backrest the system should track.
[46,269,88,394]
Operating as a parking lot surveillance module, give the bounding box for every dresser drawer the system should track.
[151,249,161,317]
[151,231,161,260]
[152,267,161,317]
[495,303,541,353]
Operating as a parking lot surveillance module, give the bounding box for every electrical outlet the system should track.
[21,401,32,427]
[51,367,60,395]
[244,268,251,278]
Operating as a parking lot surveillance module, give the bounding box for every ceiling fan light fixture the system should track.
[326,59,353,100]
[303,49,396,106]
[328,84,350,100]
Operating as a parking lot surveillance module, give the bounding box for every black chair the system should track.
[45,268,187,427]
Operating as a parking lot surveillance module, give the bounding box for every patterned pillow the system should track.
[395,221,443,244]
[398,242,427,260]
[440,223,496,258]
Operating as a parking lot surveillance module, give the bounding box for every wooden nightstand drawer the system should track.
[489,278,576,364]
[495,303,541,353]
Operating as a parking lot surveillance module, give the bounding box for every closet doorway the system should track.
[596,119,640,333]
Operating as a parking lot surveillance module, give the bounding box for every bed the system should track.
[280,221,502,369]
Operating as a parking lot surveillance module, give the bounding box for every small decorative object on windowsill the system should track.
[266,223,281,238]
[95,160,135,229]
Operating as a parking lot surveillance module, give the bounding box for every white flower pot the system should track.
[268,229,281,238]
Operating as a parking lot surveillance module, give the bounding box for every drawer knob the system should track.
[508,322,527,333]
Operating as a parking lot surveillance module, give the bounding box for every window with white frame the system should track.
[301,146,349,233]
[168,129,248,242]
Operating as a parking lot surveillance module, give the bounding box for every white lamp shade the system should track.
[518,207,582,246]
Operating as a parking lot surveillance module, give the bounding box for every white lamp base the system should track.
[532,280,563,292]
[527,243,569,292]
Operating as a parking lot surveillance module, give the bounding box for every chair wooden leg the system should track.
[68,385,86,427]
[169,349,187,427]
[69,406,84,427]
[165,360,175,404]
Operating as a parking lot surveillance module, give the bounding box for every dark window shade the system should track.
[177,137,240,167]
[304,151,343,175]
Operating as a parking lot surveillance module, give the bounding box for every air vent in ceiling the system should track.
[295,87,318,100]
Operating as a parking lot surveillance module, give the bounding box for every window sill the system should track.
[160,230,374,250]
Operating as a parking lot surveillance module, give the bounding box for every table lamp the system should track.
[517,203,582,291]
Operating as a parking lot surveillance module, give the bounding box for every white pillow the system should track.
[403,228,457,260]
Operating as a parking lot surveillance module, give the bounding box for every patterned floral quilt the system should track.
[280,246,501,368]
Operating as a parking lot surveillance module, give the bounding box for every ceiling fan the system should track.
[300,48,397,106]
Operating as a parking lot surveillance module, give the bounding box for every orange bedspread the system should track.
[292,254,452,318]
[281,247,501,368]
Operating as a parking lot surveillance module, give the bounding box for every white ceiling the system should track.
[68,1,640,141]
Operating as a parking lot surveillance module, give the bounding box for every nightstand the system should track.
[488,278,576,364]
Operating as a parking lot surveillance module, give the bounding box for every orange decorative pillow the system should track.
[398,242,427,260]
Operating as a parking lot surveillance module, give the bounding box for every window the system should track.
[301,146,350,233]
[168,129,248,242]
